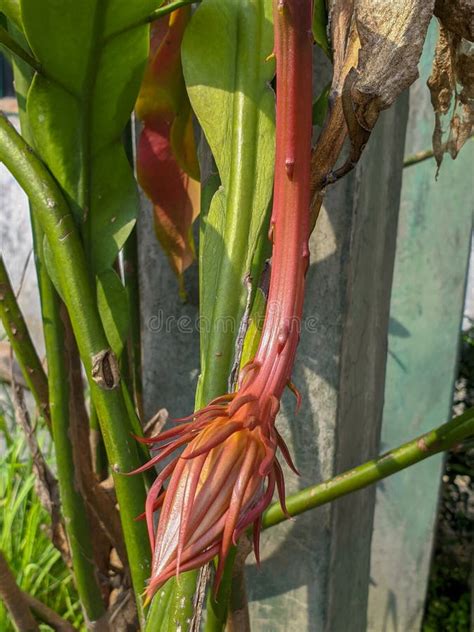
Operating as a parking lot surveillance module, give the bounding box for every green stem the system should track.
[145,580,175,632]
[146,0,198,23]
[0,256,50,426]
[204,548,237,632]
[403,136,473,168]
[262,406,474,528]
[0,113,150,621]
[43,276,106,624]
[403,147,436,168]
[203,408,474,632]
[7,37,106,622]
[0,25,42,73]
[165,571,200,632]
[89,405,108,479]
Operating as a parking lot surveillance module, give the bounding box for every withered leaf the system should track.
[328,0,356,85]
[341,0,434,171]
[428,24,474,170]
[312,0,435,203]
[11,381,70,566]
[311,0,360,199]
[434,0,474,43]
[352,1,435,126]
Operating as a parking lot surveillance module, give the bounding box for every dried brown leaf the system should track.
[108,588,138,632]
[312,1,434,203]
[434,0,474,42]
[143,407,168,437]
[428,24,474,170]
[0,552,39,632]
[311,0,360,200]
[10,380,70,566]
[0,341,25,386]
[352,0,434,128]
[331,0,434,180]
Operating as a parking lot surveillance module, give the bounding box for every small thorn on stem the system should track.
[277,324,289,350]
[268,222,275,243]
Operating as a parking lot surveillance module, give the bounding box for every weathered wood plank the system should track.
[367,23,474,632]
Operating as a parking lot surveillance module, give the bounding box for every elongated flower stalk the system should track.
[136,0,313,601]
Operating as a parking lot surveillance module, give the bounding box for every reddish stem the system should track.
[245,0,313,402]
[137,0,314,600]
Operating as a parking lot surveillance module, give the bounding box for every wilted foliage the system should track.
[428,0,474,171]
[312,0,434,217]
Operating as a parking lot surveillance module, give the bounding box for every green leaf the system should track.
[0,0,22,30]
[313,81,331,127]
[21,0,161,386]
[21,4,152,262]
[97,268,130,357]
[312,0,330,58]
[183,0,276,406]
[20,0,161,336]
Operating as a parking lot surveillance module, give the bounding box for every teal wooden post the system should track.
[367,23,473,632]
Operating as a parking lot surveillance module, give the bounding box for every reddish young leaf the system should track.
[136,8,200,297]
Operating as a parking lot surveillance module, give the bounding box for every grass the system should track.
[0,382,84,631]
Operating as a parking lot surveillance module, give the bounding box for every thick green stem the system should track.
[204,548,238,632]
[7,38,106,623]
[145,580,175,632]
[166,571,200,632]
[262,407,474,528]
[43,279,106,624]
[0,113,150,620]
[89,405,108,479]
[0,25,42,73]
[0,256,50,425]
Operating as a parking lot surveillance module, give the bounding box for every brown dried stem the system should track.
[0,551,39,632]
[10,376,70,565]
